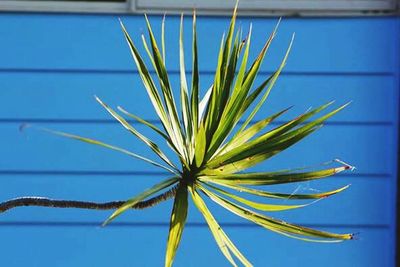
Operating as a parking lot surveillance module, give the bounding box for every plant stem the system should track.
[0,184,178,213]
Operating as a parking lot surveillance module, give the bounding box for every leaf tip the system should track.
[347,232,360,240]
[334,159,356,171]
[234,0,239,13]
[19,123,31,133]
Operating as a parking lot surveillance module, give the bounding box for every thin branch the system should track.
[0,184,178,213]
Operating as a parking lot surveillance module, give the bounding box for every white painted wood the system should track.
[136,0,397,11]
[0,1,128,13]
[0,0,397,15]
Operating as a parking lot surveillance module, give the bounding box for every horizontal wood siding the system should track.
[0,13,398,266]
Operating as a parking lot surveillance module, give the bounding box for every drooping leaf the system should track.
[165,184,188,267]
[189,186,252,267]
[200,186,353,242]
[201,182,313,212]
[204,179,350,200]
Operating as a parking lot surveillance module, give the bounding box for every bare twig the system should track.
[0,184,178,213]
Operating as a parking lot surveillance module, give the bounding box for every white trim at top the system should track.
[0,0,398,16]
[0,1,129,13]
[134,0,398,13]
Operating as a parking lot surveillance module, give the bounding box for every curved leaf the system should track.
[189,185,252,267]
[201,182,313,212]
[204,179,350,200]
[199,165,349,186]
[200,186,353,241]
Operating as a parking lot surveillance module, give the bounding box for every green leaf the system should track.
[269,102,351,147]
[195,124,207,168]
[201,182,312,212]
[42,128,178,175]
[200,186,353,241]
[117,106,169,141]
[165,184,188,267]
[227,24,252,108]
[205,30,243,159]
[118,105,188,164]
[203,4,239,143]
[161,14,166,63]
[199,165,349,186]
[203,125,322,174]
[239,72,275,116]
[202,33,225,141]
[207,102,348,171]
[143,15,187,163]
[219,30,242,117]
[103,177,179,226]
[189,185,252,267]
[238,30,292,133]
[217,106,292,157]
[190,10,199,137]
[179,14,193,152]
[204,179,350,200]
[119,21,181,156]
[206,21,281,160]
[95,96,180,174]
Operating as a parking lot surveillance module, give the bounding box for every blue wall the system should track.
[0,13,398,266]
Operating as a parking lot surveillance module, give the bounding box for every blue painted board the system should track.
[0,14,398,73]
[0,226,392,267]
[0,72,396,123]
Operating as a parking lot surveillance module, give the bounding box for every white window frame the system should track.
[132,0,399,16]
[0,0,398,15]
[0,0,129,13]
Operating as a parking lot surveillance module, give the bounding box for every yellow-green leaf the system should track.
[199,165,349,186]
[189,186,252,267]
[42,128,177,174]
[201,182,312,211]
[95,96,180,174]
[204,179,350,200]
[200,186,353,241]
[165,184,188,267]
[103,177,179,226]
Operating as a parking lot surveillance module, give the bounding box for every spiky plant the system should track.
[0,5,355,267]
